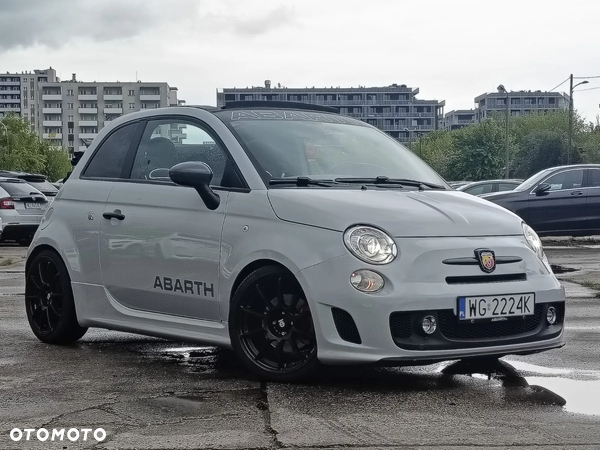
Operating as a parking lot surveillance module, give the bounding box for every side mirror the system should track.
[169,161,220,210]
[533,183,551,196]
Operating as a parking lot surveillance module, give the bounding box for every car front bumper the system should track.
[297,235,566,365]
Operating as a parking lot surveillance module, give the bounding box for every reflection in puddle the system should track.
[525,377,600,416]
[442,359,600,416]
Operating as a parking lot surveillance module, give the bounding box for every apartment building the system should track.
[1,68,183,154]
[0,67,57,130]
[40,74,181,153]
[442,109,476,130]
[474,91,569,122]
[217,81,445,142]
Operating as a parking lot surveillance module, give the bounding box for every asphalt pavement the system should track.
[0,243,599,449]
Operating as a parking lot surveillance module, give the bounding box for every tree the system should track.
[512,131,570,178]
[0,114,71,181]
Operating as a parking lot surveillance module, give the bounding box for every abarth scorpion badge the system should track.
[475,248,495,273]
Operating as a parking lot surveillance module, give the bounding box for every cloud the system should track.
[0,0,198,53]
[0,1,299,54]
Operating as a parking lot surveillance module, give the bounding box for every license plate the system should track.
[458,294,535,320]
[24,203,42,209]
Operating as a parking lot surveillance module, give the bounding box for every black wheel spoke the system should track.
[254,340,270,361]
[290,338,305,360]
[254,284,272,310]
[276,277,284,307]
[240,306,266,319]
[30,276,43,291]
[49,302,61,317]
[240,328,265,339]
[296,310,311,320]
[290,294,301,311]
[275,340,285,369]
[44,308,53,331]
[292,327,313,340]
[38,263,48,286]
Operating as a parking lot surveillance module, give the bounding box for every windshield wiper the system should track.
[335,176,445,190]
[269,177,335,187]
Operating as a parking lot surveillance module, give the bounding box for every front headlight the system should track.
[343,225,397,265]
[522,223,544,260]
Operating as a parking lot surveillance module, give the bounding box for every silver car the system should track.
[0,177,49,246]
[25,104,566,381]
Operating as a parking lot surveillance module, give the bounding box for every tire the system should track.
[25,250,87,344]
[229,265,319,381]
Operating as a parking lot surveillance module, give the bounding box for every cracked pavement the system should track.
[1,244,600,449]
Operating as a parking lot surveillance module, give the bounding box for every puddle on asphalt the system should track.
[442,359,600,416]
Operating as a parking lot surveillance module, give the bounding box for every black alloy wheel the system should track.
[25,250,87,344]
[230,266,318,381]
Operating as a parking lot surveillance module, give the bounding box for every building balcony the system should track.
[0,89,20,95]
[79,120,98,127]
[0,81,20,86]
[43,107,62,114]
[79,132,98,140]
[103,94,123,101]
[140,94,161,101]
[78,94,98,101]
[43,133,63,140]
[0,98,21,103]
[104,108,123,114]
[0,106,20,112]
[78,108,98,114]
[42,94,62,101]
[43,120,63,127]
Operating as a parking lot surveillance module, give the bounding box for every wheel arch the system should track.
[229,258,292,306]
[26,244,61,275]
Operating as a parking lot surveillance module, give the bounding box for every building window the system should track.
[128,90,135,96]
[68,115,73,121]
[68,128,73,134]
[128,103,134,109]
[67,89,73,96]
[67,103,73,109]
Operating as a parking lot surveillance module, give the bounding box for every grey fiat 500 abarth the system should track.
[25,102,565,380]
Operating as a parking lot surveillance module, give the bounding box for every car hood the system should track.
[267,188,524,237]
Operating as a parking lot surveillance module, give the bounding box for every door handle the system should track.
[103,210,125,220]
[570,191,584,196]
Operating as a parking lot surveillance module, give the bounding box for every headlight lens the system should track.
[522,223,544,260]
[344,225,397,264]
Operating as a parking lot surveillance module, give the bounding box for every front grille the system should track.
[389,313,412,339]
[437,305,545,340]
[445,273,527,285]
[331,307,362,344]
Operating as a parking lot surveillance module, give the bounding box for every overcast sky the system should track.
[2,0,600,122]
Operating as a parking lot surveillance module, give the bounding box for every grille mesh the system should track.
[331,307,362,344]
[389,313,412,339]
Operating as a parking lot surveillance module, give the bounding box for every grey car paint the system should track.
[28,106,566,366]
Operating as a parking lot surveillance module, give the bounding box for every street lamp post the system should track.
[497,85,509,179]
[568,74,589,165]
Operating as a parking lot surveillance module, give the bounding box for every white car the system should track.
[25,103,566,380]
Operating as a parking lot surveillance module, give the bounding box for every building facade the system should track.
[442,109,476,130]
[217,81,445,143]
[1,68,182,154]
[0,68,58,131]
[474,91,569,122]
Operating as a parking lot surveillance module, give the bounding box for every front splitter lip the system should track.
[376,340,565,366]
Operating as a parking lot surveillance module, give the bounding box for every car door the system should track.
[526,168,587,234]
[99,117,243,321]
[584,168,600,232]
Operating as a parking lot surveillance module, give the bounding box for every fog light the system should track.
[422,315,437,334]
[546,306,558,325]
[350,270,384,293]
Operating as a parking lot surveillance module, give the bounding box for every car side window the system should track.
[587,169,600,188]
[465,184,492,195]
[542,170,584,191]
[83,123,138,178]
[498,183,517,192]
[129,119,242,188]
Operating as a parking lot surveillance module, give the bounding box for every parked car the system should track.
[448,180,471,189]
[0,177,49,246]
[25,103,565,381]
[482,164,600,236]
[457,179,523,196]
[0,171,59,199]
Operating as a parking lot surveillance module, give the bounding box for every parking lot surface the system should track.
[0,244,599,449]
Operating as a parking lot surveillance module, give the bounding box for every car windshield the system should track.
[514,168,556,191]
[218,110,447,187]
[27,180,58,195]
